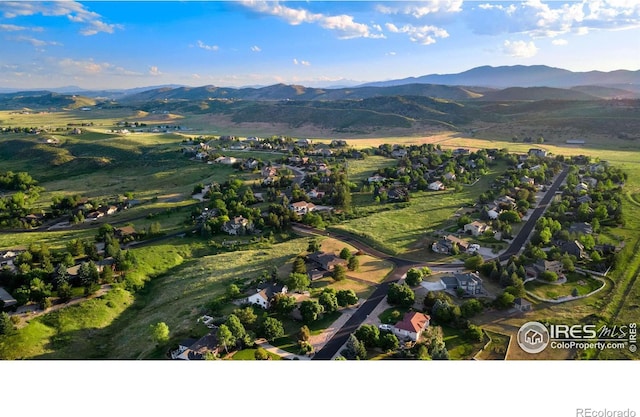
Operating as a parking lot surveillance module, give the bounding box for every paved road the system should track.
[498,165,569,261]
[306,164,570,360]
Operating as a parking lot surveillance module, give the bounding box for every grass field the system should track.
[333,160,507,257]
[3,107,640,360]
[525,273,604,300]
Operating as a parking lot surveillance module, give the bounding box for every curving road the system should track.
[303,164,569,360]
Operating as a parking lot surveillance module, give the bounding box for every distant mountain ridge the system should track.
[361,65,640,89]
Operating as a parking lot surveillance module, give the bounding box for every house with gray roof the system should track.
[440,272,483,296]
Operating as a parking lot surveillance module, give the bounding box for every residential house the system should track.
[453,148,470,156]
[392,312,430,342]
[495,195,517,209]
[561,240,586,259]
[464,221,490,237]
[574,182,589,193]
[289,201,316,215]
[222,216,253,236]
[576,195,593,204]
[387,187,409,202]
[306,251,347,273]
[582,177,598,188]
[0,251,19,272]
[115,226,137,240]
[514,297,532,312]
[432,235,470,254]
[391,148,408,158]
[368,174,386,183]
[0,287,17,310]
[243,158,260,170]
[296,138,311,147]
[213,156,238,165]
[569,222,593,235]
[287,156,309,166]
[262,166,277,178]
[306,189,325,199]
[486,207,500,220]
[428,181,445,191]
[331,139,348,147]
[171,332,220,360]
[528,148,548,158]
[85,211,104,221]
[443,172,456,181]
[534,259,564,275]
[245,282,288,309]
[440,272,484,296]
[520,176,535,186]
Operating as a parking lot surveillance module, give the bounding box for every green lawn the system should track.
[334,161,507,257]
[525,272,603,300]
[442,325,486,360]
[231,348,282,360]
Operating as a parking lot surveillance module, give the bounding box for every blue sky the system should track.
[0,0,639,89]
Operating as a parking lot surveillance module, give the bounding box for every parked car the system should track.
[379,324,393,331]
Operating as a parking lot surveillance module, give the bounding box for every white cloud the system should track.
[0,23,27,31]
[9,35,62,48]
[0,1,121,35]
[469,0,640,38]
[293,58,310,66]
[385,23,449,45]
[552,38,568,45]
[149,66,161,76]
[250,45,261,52]
[56,58,141,77]
[503,40,539,58]
[377,1,463,18]
[240,0,384,40]
[197,40,219,51]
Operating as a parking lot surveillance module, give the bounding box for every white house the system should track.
[392,312,430,342]
[221,216,252,235]
[290,201,316,215]
[428,181,445,191]
[464,221,490,237]
[368,174,386,183]
[245,282,288,309]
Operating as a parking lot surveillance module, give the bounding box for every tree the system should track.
[271,293,297,315]
[0,312,13,336]
[464,255,484,271]
[332,264,347,281]
[347,256,360,272]
[466,324,484,342]
[572,288,579,297]
[498,210,521,224]
[150,322,170,345]
[430,341,450,360]
[254,347,270,360]
[287,272,310,292]
[307,239,321,253]
[217,324,236,354]
[339,247,352,260]
[379,332,400,352]
[262,317,285,341]
[319,290,339,313]
[299,299,324,323]
[539,271,558,282]
[460,298,483,318]
[292,256,307,274]
[225,314,247,346]
[226,283,242,300]
[337,289,358,307]
[405,268,423,287]
[341,334,367,360]
[387,283,415,308]
[298,325,311,342]
[78,261,99,287]
[494,292,515,309]
[57,282,73,303]
[233,306,258,327]
[354,324,380,349]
